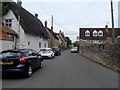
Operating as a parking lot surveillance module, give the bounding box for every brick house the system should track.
[44,20,59,48]
[79,25,120,45]
[0,23,17,51]
[57,30,67,48]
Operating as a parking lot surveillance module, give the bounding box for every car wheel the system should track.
[53,55,55,58]
[49,55,52,59]
[40,60,43,68]
[25,65,33,78]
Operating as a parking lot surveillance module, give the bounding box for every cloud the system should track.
[12,0,119,2]
[12,0,119,42]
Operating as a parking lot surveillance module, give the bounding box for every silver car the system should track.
[71,47,78,53]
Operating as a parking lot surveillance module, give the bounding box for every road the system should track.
[2,50,118,88]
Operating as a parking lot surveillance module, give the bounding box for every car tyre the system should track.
[40,60,43,68]
[53,55,55,58]
[25,65,33,78]
[49,55,52,59]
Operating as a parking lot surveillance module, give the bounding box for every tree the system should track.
[65,37,72,48]
[73,41,79,47]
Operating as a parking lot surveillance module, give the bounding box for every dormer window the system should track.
[85,30,90,37]
[4,19,12,29]
[93,30,97,37]
[98,30,103,37]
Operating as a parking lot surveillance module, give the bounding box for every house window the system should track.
[5,19,12,29]
[98,30,103,37]
[85,30,90,37]
[39,42,41,48]
[28,42,30,45]
[93,30,98,37]
[44,43,46,48]
[99,40,103,43]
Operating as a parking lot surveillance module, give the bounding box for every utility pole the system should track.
[18,15,21,49]
[110,0,115,43]
[51,15,53,48]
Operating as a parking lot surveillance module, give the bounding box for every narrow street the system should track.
[2,50,118,88]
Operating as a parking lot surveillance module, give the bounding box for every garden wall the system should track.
[79,44,120,72]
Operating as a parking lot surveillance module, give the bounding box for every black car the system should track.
[52,48,61,56]
[0,49,43,78]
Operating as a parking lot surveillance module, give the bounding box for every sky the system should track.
[13,0,119,42]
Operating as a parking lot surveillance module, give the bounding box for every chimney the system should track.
[45,20,47,27]
[105,25,109,35]
[35,13,38,18]
[105,25,108,28]
[59,30,61,33]
[17,0,22,6]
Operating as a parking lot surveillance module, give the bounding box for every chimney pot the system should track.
[17,0,22,6]
[105,25,108,28]
[35,13,38,18]
[59,30,61,33]
[45,20,47,27]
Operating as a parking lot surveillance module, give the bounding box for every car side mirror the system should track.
[37,53,41,56]
[32,52,36,56]
[37,53,42,59]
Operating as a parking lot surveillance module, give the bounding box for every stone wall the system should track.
[79,44,120,72]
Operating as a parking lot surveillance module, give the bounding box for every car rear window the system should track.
[0,51,21,58]
[40,49,49,52]
[72,47,77,49]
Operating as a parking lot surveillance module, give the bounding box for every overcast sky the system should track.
[13,0,119,42]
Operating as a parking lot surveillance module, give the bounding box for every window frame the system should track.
[28,42,30,45]
[39,42,41,48]
[98,30,103,37]
[44,43,46,48]
[85,30,90,37]
[4,19,12,29]
[93,30,98,37]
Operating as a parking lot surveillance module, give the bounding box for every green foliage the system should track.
[73,41,79,46]
[0,2,2,17]
[2,2,11,16]
[0,28,2,33]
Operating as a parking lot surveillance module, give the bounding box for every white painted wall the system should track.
[3,10,19,34]
[3,10,25,49]
[3,10,48,52]
[24,33,48,52]
[0,40,14,52]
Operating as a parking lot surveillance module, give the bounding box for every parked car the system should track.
[71,47,78,53]
[0,49,43,78]
[39,48,55,59]
[52,48,61,56]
